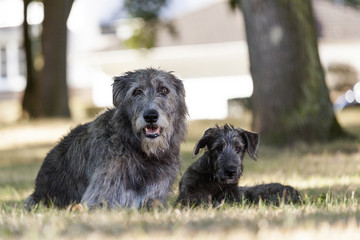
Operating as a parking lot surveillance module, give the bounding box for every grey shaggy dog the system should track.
[24,68,188,210]
[176,125,301,207]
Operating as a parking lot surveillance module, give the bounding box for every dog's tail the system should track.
[23,194,38,211]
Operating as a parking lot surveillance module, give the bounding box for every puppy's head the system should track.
[194,125,259,184]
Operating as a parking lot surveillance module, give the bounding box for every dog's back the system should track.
[239,183,301,205]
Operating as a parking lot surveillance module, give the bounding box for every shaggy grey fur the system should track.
[24,68,188,210]
[176,125,301,207]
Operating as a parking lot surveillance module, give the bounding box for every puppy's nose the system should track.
[225,167,237,177]
[143,109,159,123]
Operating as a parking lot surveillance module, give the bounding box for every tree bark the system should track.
[41,0,73,117]
[22,0,73,118]
[241,0,344,144]
[22,0,42,117]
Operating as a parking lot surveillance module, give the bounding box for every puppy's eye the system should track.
[160,87,169,95]
[216,145,223,152]
[235,146,242,154]
[133,89,143,96]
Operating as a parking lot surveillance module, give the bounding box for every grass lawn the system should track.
[1,108,360,239]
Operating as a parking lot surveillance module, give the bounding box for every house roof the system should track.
[314,0,360,41]
[156,0,360,47]
[156,0,244,47]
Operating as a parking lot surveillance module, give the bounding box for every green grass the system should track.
[1,108,360,239]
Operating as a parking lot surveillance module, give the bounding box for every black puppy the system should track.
[176,124,258,206]
[176,125,301,207]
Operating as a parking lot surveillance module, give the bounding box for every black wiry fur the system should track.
[239,183,301,206]
[24,68,188,210]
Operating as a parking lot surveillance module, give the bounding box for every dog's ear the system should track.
[243,130,259,160]
[112,75,129,107]
[194,128,215,156]
[237,129,259,160]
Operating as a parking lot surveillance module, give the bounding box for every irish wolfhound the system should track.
[24,68,188,210]
[176,125,301,207]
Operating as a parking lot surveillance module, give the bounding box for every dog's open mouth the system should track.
[143,125,162,139]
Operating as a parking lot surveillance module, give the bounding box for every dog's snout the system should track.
[143,109,159,123]
[225,166,237,177]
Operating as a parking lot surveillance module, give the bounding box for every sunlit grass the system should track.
[1,107,360,239]
[1,200,359,239]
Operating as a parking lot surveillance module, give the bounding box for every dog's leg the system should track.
[23,194,39,211]
[224,186,243,203]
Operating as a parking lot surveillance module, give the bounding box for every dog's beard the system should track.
[141,134,169,157]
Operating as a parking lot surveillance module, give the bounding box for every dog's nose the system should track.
[143,109,159,123]
[225,167,237,177]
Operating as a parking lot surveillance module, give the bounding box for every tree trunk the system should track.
[22,0,73,118]
[22,0,42,117]
[241,0,344,145]
[41,0,73,117]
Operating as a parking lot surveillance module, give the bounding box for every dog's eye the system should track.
[160,87,169,95]
[235,146,242,154]
[133,89,143,96]
[216,145,223,152]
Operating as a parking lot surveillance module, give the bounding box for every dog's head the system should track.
[112,68,188,156]
[194,125,259,184]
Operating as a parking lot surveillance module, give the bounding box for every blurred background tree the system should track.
[22,0,41,117]
[40,0,73,117]
[123,0,175,49]
[239,0,345,145]
[22,0,74,118]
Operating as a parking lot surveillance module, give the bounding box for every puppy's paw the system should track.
[69,203,85,212]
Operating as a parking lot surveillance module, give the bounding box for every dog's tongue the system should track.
[146,126,160,134]
[145,126,161,138]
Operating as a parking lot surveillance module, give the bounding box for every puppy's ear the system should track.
[194,128,215,156]
[243,130,259,160]
[112,75,128,107]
